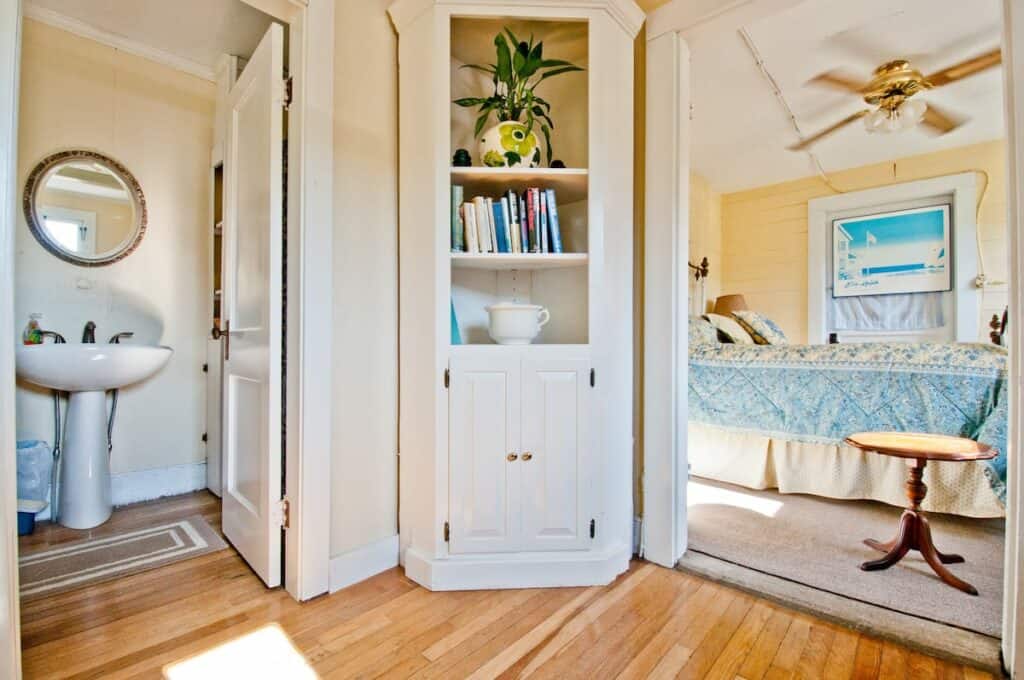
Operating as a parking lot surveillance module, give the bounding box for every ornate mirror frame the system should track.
[22,149,147,267]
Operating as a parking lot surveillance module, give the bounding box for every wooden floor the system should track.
[18,492,997,679]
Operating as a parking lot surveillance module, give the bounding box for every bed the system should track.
[687,339,1009,518]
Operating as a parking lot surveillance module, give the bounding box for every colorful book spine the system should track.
[545,188,563,254]
[519,195,528,254]
[450,185,464,252]
[492,201,509,253]
[525,189,538,253]
[499,197,513,254]
[504,192,519,253]
[462,202,478,253]
[484,198,498,252]
[472,197,491,253]
[539,189,549,253]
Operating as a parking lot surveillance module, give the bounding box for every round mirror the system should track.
[23,150,147,266]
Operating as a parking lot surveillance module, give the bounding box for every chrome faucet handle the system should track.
[109,332,135,344]
[39,330,66,344]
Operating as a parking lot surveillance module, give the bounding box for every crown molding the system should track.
[388,0,645,39]
[23,3,217,82]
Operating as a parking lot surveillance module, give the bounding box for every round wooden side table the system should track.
[844,432,996,596]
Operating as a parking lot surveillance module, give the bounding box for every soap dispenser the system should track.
[22,313,43,345]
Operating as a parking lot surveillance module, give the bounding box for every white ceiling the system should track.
[26,0,274,79]
[688,0,1005,193]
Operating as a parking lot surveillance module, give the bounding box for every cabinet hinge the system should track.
[278,498,290,529]
[443,521,450,542]
[444,368,450,389]
[590,368,595,387]
[201,432,208,443]
[283,76,294,110]
[202,363,208,373]
[589,518,596,539]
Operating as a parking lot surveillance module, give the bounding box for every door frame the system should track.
[644,0,1024,676]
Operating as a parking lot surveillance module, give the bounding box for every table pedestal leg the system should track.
[860,458,978,596]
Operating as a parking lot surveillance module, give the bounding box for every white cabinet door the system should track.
[520,358,591,551]
[449,356,521,554]
[220,23,285,588]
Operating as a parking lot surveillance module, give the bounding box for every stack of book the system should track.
[451,186,564,254]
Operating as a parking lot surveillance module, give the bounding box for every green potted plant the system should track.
[454,28,583,168]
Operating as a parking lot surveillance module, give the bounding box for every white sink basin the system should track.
[16,343,173,391]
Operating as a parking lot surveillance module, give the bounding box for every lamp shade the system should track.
[713,294,748,316]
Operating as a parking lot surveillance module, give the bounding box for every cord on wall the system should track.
[737,27,844,194]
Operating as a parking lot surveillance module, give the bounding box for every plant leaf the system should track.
[540,123,553,166]
[504,27,520,49]
[474,112,491,138]
[537,65,583,83]
[454,97,487,107]
[460,63,496,75]
[532,106,554,129]
[494,34,512,83]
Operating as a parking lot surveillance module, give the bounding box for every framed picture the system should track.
[832,204,952,298]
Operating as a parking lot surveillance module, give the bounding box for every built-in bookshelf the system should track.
[392,0,641,590]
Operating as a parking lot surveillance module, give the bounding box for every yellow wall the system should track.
[690,172,722,313]
[16,20,215,474]
[720,140,1009,343]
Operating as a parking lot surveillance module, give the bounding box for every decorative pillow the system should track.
[688,315,719,346]
[703,313,755,344]
[732,310,788,345]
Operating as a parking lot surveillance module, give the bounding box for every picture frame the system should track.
[832,204,952,298]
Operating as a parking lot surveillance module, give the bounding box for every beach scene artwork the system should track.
[833,204,951,298]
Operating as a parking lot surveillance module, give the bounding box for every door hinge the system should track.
[444,368,450,389]
[202,363,208,373]
[201,432,208,443]
[589,518,596,539]
[590,368,595,387]
[283,76,294,110]
[278,498,290,529]
[443,521,450,542]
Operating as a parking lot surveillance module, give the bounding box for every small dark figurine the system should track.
[452,149,472,167]
[551,159,566,169]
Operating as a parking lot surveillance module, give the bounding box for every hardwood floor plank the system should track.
[16,491,993,680]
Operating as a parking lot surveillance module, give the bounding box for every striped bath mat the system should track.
[19,515,227,600]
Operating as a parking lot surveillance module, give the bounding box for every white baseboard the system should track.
[37,461,207,521]
[329,534,400,593]
[403,543,632,591]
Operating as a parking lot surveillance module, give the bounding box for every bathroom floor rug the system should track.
[18,514,227,601]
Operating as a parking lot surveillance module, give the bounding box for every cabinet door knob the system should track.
[507,453,518,462]
[521,452,533,461]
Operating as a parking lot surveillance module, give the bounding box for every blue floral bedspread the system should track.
[688,342,1009,503]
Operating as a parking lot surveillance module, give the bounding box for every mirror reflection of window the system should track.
[43,218,86,253]
[36,162,134,258]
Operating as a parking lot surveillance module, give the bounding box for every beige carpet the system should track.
[19,515,227,601]
[687,478,1004,637]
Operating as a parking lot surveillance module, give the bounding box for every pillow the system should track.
[732,310,788,345]
[703,313,755,344]
[688,315,719,346]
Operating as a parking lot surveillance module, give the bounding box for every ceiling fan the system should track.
[789,48,1002,151]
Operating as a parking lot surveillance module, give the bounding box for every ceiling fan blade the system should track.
[806,70,869,94]
[925,48,1001,87]
[920,103,966,134]
[788,110,870,151]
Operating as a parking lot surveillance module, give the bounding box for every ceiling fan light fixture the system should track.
[899,99,927,124]
[864,108,890,133]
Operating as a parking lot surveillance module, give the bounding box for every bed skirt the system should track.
[688,422,1005,518]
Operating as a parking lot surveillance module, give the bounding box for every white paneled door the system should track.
[221,23,285,588]
[448,354,591,555]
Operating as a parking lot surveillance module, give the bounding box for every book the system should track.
[539,189,549,253]
[450,185,464,252]
[527,188,541,253]
[484,198,498,252]
[450,299,462,345]
[499,197,513,253]
[506,190,520,253]
[545,188,563,254]
[519,195,528,254]
[472,197,492,252]
[461,202,478,253]
[492,201,509,253]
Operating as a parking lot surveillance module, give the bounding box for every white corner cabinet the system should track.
[389,0,644,590]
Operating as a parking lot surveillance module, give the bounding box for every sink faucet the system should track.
[82,321,96,343]
[108,332,134,344]
[39,330,66,344]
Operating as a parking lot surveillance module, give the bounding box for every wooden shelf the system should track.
[451,252,588,270]
[450,167,588,204]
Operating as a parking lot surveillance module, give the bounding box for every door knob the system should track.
[507,453,518,462]
[211,326,222,340]
[521,452,533,461]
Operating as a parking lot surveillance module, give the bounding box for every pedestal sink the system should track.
[16,344,173,529]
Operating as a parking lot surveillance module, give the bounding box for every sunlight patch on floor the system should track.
[687,479,784,518]
[163,623,318,679]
